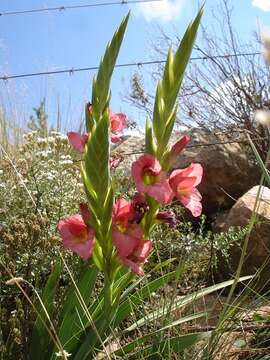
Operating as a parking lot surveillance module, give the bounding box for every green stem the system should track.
[103,264,113,322]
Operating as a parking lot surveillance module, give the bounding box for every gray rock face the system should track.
[114,129,260,214]
[213,186,270,288]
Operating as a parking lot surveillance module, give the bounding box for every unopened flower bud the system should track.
[254,109,270,127]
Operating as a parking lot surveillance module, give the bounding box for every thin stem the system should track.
[103,261,113,322]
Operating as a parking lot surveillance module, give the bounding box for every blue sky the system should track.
[0,0,269,132]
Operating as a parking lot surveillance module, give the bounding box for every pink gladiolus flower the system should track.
[111,134,123,144]
[67,132,88,153]
[131,154,173,204]
[122,240,152,276]
[58,214,95,260]
[112,198,151,276]
[110,111,127,133]
[110,111,126,143]
[72,107,126,147]
[170,135,190,166]
[110,155,123,169]
[112,198,135,228]
[169,163,203,217]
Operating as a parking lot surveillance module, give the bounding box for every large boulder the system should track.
[213,186,270,289]
[114,129,260,214]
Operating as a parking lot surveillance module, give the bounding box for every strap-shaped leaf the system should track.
[152,7,203,160]
[127,276,252,331]
[54,265,99,353]
[29,261,62,360]
[91,13,130,121]
[124,332,211,359]
[113,316,208,357]
[248,135,270,186]
[114,271,177,327]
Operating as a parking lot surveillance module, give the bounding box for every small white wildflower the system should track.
[36,137,48,144]
[261,28,270,64]
[254,109,270,127]
[59,160,73,165]
[56,133,67,140]
[36,150,52,158]
[55,350,71,358]
[11,309,17,316]
[0,170,3,175]
[60,154,72,160]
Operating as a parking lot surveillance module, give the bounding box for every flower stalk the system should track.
[56,7,204,342]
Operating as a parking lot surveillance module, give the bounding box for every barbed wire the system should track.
[0,0,161,17]
[0,52,261,81]
[110,135,270,156]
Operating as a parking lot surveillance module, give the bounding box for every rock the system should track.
[114,129,260,214]
[213,186,270,289]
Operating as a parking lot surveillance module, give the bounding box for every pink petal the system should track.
[67,132,88,153]
[113,198,134,225]
[110,156,123,169]
[111,134,122,144]
[58,214,86,237]
[169,164,203,192]
[110,111,127,133]
[112,230,139,257]
[79,203,91,225]
[133,240,152,262]
[122,258,144,276]
[57,215,95,260]
[147,179,174,204]
[170,135,190,165]
[175,177,198,195]
[177,188,202,217]
[185,163,203,187]
[70,229,95,260]
[132,154,162,193]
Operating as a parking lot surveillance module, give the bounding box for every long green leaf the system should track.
[125,311,206,333]
[123,332,211,359]
[248,135,270,186]
[72,267,177,359]
[29,261,62,360]
[112,313,206,356]
[44,266,99,360]
[52,264,99,356]
[126,276,252,331]
[114,271,177,327]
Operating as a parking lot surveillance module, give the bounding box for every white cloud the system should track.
[252,0,270,11]
[135,0,186,22]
